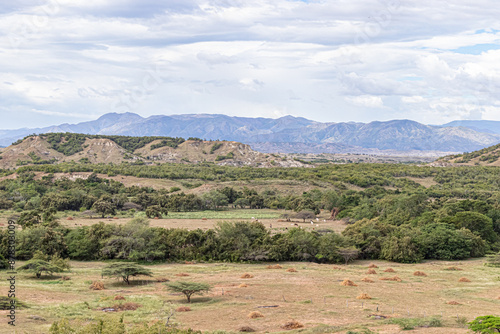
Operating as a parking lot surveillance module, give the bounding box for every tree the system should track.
[18,259,66,278]
[101,262,153,285]
[338,247,360,265]
[165,281,211,303]
[92,199,116,218]
[294,211,316,223]
[145,205,168,218]
[468,315,500,333]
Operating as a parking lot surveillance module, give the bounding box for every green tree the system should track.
[145,205,168,218]
[92,199,117,218]
[165,281,211,303]
[101,262,153,285]
[18,259,67,278]
[468,315,500,333]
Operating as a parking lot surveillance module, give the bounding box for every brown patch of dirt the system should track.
[357,293,372,299]
[366,269,377,275]
[248,311,264,319]
[241,273,254,279]
[176,306,192,312]
[380,276,402,282]
[384,268,395,273]
[413,271,427,277]
[458,277,471,282]
[281,320,304,330]
[286,268,297,272]
[340,279,357,286]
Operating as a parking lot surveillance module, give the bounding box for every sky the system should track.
[1,0,500,129]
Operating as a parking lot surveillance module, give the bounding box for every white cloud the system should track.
[345,95,384,108]
[1,0,500,128]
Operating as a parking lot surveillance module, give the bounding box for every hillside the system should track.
[0,133,305,169]
[438,142,500,166]
[1,113,500,153]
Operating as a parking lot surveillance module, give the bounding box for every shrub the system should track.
[468,315,500,333]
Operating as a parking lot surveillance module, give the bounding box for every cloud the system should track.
[345,95,384,108]
[1,0,500,128]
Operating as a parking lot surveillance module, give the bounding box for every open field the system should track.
[0,209,350,234]
[1,258,498,333]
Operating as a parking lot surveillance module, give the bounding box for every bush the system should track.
[468,315,500,333]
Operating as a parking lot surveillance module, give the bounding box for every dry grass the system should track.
[281,320,304,330]
[176,306,192,312]
[447,301,461,305]
[266,264,282,269]
[340,279,357,286]
[366,269,377,275]
[113,302,141,311]
[413,271,427,277]
[240,273,254,279]
[368,264,378,268]
[357,293,372,300]
[89,281,105,290]
[332,266,343,270]
[445,266,463,271]
[175,273,190,277]
[458,277,471,282]
[155,277,169,282]
[361,277,374,283]
[238,326,255,332]
[248,311,264,319]
[379,276,402,282]
[286,268,297,272]
[238,283,249,288]
[383,268,395,273]
[114,295,125,300]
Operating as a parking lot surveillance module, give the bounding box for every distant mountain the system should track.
[0,113,499,154]
[440,120,500,135]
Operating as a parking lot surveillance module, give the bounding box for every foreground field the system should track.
[1,258,499,333]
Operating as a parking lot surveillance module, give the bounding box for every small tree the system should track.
[92,199,116,218]
[294,211,316,223]
[468,315,500,333]
[101,262,153,285]
[165,281,211,303]
[18,259,66,278]
[145,205,168,218]
[338,247,360,265]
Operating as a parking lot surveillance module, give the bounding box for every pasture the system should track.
[1,258,498,333]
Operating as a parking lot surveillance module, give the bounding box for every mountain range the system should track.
[1,113,499,154]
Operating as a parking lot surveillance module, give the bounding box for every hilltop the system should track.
[0,133,305,169]
[438,142,500,166]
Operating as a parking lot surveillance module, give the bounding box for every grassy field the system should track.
[1,258,499,333]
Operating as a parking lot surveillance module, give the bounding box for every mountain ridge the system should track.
[0,113,499,153]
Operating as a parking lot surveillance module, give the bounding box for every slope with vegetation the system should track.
[0,133,303,168]
[439,142,500,166]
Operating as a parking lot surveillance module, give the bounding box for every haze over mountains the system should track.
[1,113,499,154]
